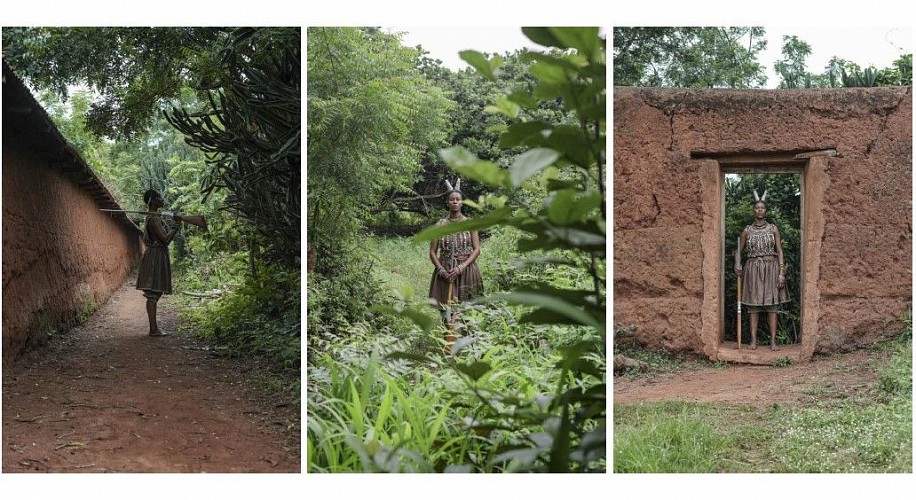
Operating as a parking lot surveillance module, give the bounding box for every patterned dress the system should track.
[136,215,172,296]
[429,216,484,305]
[741,222,789,310]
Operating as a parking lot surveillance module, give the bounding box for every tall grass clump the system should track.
[614,402,728,472]
[307,356,498,472]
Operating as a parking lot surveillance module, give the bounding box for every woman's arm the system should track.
[735,227,747,274]
[773,226,786,287]
[149,216,181,245]
[429,239,446,277]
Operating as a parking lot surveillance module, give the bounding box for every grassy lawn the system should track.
[614,337,912,473]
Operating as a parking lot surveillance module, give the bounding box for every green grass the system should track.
[614,402,730,472]
[307,357,488,472]
[366,231,515,300]
[366,236,431,300]
[614,337,912,473]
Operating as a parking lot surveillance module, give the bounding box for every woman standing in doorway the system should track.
[734,189,790,350]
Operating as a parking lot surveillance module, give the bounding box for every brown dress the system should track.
[741,222,789,310]
[136,215,172,295]
[429,216,484,305]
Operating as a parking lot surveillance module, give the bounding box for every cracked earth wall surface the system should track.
[2,146,141,364]
[614,87,912,356]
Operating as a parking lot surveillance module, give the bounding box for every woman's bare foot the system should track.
[751,342,758,350]
[149,329,169,337]
[771,344,779,351]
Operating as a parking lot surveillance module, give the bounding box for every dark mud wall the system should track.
[614,87,912,357]
[2,145,141,363]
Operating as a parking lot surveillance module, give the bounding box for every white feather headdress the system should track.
[444,177,461,193]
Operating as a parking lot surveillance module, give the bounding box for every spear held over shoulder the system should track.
[100,209,208,231]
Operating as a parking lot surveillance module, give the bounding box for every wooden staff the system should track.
[444,237,457,346]
[735,236,742,350]
[445,280,456,344]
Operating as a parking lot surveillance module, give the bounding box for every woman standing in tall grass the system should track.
[428,179,484,308]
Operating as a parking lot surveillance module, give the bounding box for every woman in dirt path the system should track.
[428,178,484,312]
[734,189,790,350]
[136,189,182,336]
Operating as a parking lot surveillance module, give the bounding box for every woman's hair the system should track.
[446,189,463,199]
[143,189,160,206]
[754,199,768,209]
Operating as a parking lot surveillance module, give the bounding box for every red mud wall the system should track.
[2,145,141,363]
[614,87,912,356]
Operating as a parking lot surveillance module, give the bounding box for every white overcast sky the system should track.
[388,26,911,88]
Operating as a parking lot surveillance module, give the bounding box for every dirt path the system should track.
[2,279,299,472]
[614,348,888,405]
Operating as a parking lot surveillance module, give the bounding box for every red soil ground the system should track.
[2,279,299,472]
[614,347,891,406]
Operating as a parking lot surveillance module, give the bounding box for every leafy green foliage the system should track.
[182,261,300,374]
[2,27,229,139]
[613,27,768,88]
[391,45,575,224]
[307,27,453,335]
[308,283,603,472]
[775,35,814,88]
[166,27,300,268]
[408,26,606,472]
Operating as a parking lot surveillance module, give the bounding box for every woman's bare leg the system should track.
[147,298,158,334]
[749,311,758,349]
[769,310,779,351]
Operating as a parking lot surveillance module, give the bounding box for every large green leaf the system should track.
[456,361,492,381]
[485,94,521,118]
[522,51,585,72]
[459,50,499,81]
[499,121,551,148]
[543,126,593,168]
[509,148,560,187]
[547,189,601,225]
[413,208,512,242]
[455,161,510,188]
[531,61,569,84]
[439,145,479,168]
[522,27,566,49]
[439,146,510,188]
[478,292,601,329]
[549,27,601,59]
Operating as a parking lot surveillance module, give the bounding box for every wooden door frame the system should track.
[696,149,832,363]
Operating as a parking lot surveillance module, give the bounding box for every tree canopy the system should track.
[2,27,229,139]
[613,27,768,88]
